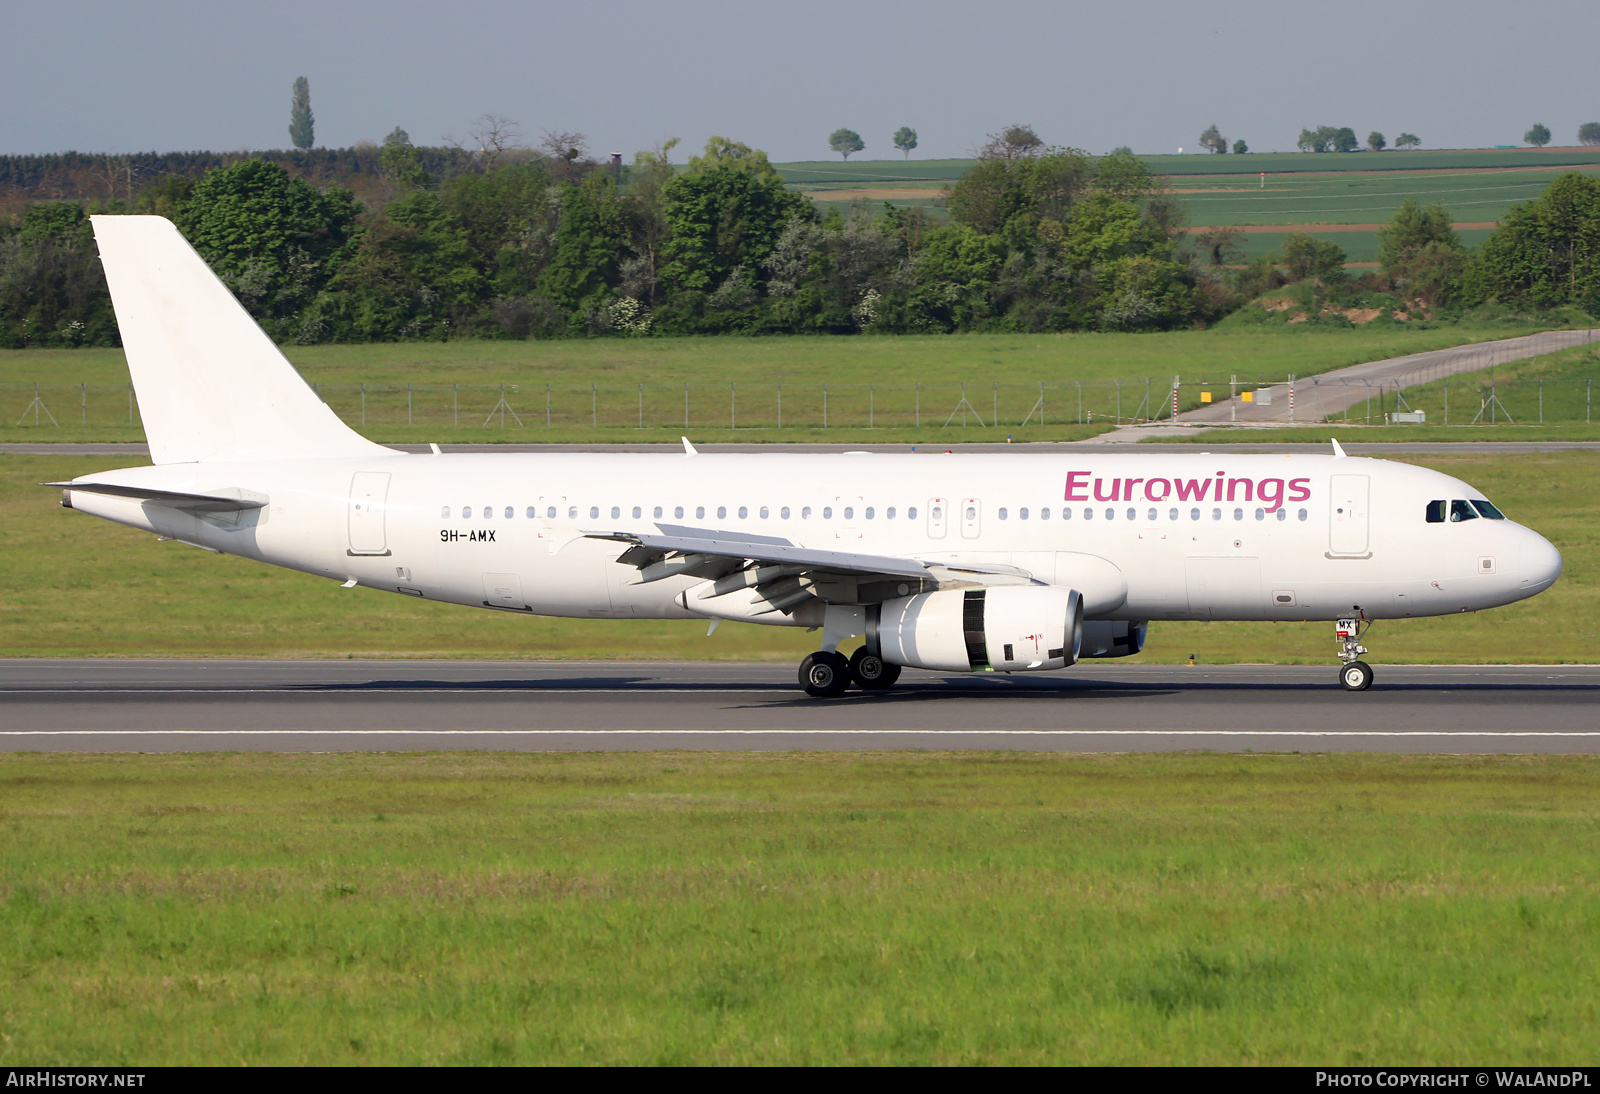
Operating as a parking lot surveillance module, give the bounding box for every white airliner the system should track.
[52,216,1564,695]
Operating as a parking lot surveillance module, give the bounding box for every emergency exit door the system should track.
[1328,474,1370,557]
[348,471,392,556]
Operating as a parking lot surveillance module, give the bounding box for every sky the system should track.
[3,0,1598,162]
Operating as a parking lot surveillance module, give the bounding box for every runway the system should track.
[2,660,1597,753]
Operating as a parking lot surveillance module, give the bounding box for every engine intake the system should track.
[872,586,1083,673]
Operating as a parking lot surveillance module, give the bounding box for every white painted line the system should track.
[2,729,1599,738]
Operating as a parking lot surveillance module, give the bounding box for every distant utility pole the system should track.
[289,76,314,149]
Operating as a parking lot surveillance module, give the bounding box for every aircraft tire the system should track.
[1339,661,1374,692]
[800,651,851,697]
[849,648,901,690]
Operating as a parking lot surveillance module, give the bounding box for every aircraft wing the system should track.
[587,523,1039,615]
[46,482,267,513]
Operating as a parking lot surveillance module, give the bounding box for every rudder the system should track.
[91,215,387,465]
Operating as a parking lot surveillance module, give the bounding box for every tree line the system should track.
[1,131,1595,351]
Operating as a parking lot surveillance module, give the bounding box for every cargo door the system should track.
[1185,556,1263,618]
[348,471,391,556]
[483,572,525,610]
[1328,474,1371,557]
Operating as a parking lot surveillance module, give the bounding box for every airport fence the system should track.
[4,375,1598,433]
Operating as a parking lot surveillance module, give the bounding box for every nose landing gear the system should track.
[1336,615,1373,691]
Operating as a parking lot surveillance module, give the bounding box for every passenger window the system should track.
[966,506,977,520]
[1127,508,1136,521]
[1190,508,1200,521]
[1063,508,1073,520]
[632,506,642,519]
[1147,508,1157,521]
[462,506,473,519]
[998,508,1008,520]
[1297,508,1308,521]
[802,506,811,518]
[484,506,492,520]
[1450,499,1479,522]
[1083,508,1093,520]
[548,506,557,519]
[717,506,727,519]
[844,507,854,520]
[930,506,941,520]
[525,506,536,519]
[696,506,705,519]
[674,506,684,519]
[590,506,599,519]
[1212,508,1222,521]
[653,506,663,518]
[1020,507,1029,520]
[908,507,917,519]
[865,507,874,519]
[611,506,621,519]
[1472,500,1506,520]
[1233,508,1243,521]
[568,506,577,519]
[738,506,748,519]
[1169,508,1178,520]
[505,506,514,519]
[1039,506,1049,521]
[1255,508,1265,521]
[441,506,451,518]
[886,507,895,519]
[824,507,833,519]
[1276,508,1286,522]
[1426,500,1446,523]
[759,506,769,519]
[780,506,789,519]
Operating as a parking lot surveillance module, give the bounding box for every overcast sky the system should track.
[4,0,1597,162]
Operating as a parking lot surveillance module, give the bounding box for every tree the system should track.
[659,141,809,294]
[688,137,783,181]
[1368,131,1386,152]
[1395,133,1421,149]
[1580,122,1600,146]
[1377,198,1463,304]
[892,127,918,159]
[1232,139,1248,154]
[1109,146,1133,156]
[1464,171,1600,314]
[1332,127,1359,153]
[379,127,427,190]
[1280,232,1346,283]
[1199,124,1227,154]
[980,124,1043,163]
[829,128,865,160]
[289,77,314,150]
[1525,123,1552,148]
[1297,127,1330,152]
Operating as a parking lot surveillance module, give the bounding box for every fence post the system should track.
[80,382,86,426]
[777,383,782,429]
[823,384,828,428]
[1539,379,1543,425]
[1230,374,1237,423]
[1170,376,1180,420]
[453,383,458,426]
[592,383,597,428]
[684,383,689,429]
[1115,378,1121,424]
[546,384,552,428]
[408,383,413,427]
[128,382,133,426]
[915,382,920,427]
[1588,378,1592,424]
[361,383,366,426]
[731,383,736,430]
[1076,381,1082,425]
[1288,374,1295,422]
[992,382,998,427]
[869,383,874,429]
[638,383,643,429]
[1444,377,1449,426]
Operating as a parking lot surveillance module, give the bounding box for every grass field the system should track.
[3,451,1595,664]
[0,327,1556,445]
[2,750,1598,1064]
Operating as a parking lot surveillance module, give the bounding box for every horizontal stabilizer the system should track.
[47,481,267,513]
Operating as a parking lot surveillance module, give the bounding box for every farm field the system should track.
[2,750,1597,1065]
[3,451,1594,664]
[775,148,1600,267]
[0,327,1553,445]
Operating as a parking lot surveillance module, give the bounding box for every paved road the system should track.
[7,441,1600,457]
[3,660,1597,754]
[1176,328,1600,426]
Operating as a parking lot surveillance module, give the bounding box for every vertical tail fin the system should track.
[91,215,388,464]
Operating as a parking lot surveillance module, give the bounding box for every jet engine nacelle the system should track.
[1079,620,1147,658]
[873,586,1083,673]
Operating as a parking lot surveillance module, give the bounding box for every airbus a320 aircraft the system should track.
[51,217,1564,695]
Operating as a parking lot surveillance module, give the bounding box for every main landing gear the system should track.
[798,648,903,697]
[1336,615,1374,692]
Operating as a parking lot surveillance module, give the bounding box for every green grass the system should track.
[3,452,1596,663]
[0,327,1558,444]
[2,750,1598,1064]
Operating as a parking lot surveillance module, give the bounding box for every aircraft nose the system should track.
[1519,529,1563,594]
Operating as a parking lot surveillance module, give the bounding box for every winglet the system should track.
[1331,438,1347,458]
[682,437,699,457]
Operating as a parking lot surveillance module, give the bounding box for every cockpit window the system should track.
[1449,499,1480,522]
[1472,499,1506,520]
[1425,500,1446,523]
